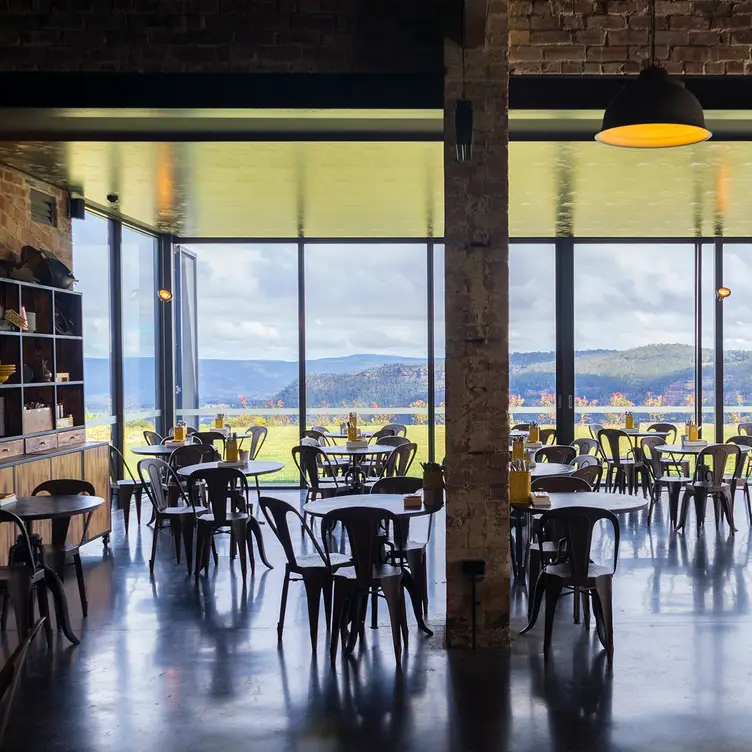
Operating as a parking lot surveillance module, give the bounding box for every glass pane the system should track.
[124,416,156,470]
[73,213,114,434]
[701,243,716,440]
[305,243,427,477]
[510,243,556,431]
[178,244,299,483]
[121,227,158,426]
[175,248,198,413]
[574,243,695,435]
[722,243,752,438]
[434,244,445,462]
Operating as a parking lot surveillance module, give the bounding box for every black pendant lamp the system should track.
[596,0,711,148]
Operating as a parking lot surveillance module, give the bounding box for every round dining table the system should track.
[656,442,752,456]
[324,430,375,441]
[531,462,573,477]
[321,444,396,492]
[3,494,104,645]
[176,459,284,480]
[131,443,183,457]
[306,493,442,636]
[510,491,647,581]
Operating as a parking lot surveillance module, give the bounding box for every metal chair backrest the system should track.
[739,422,752,436]
[194,431,227,456]
[531,476,590,493]
[138,458,193,514]
[539,428,557,445]
[570,465,602,489]
[0,510,38,575]
[647,422,677,443]
[143,430,162,446]
[321,506,404,585]
[378,436,410,448]
[726,435,752,474]
[383,442,417,477]
[161,434,200,445]
[108,444,137,484]
[535,445,576,464]
[571,437,599,456]
[382,423,407,437]
[0,617,45,746]
[639,435,666,479]
[512,423,530,431]
[537,506,620,585]
[259,496,326,570]
[597,429,634,468]
[588,423,605,440]
[292,445,338,490]
[694,444,736,486]
[167,426,199,437]
[32,479,95,497]
[243,425,268,459]
[169,443,217,470]
[369,427,396,444]
[190,467,248,523]
[303,429,327,445]
[371,475,423,495]
[570,454,598,469]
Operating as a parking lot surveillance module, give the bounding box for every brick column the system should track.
[444,1,510,649]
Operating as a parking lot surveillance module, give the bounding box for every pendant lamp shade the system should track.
[596,66,711,148]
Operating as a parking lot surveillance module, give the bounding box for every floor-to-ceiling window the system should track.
[72,211,114,443]
[433,244,445,461]
[304,243,428,476]
[121,226,159,465]
[510,244,557,431]
[573,243,695,435]
[177,243,299,483]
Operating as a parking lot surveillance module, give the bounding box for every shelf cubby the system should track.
[20,285,53,335]
[56,383,84,429]
[53,290,82,338]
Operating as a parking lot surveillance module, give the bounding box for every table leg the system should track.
[513,510,526,581]
[402,569,433,636]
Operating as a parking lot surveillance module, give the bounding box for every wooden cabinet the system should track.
[15,457,52,542]
[82,444,110,544]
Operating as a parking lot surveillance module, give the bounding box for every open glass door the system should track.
[174,245,198,423]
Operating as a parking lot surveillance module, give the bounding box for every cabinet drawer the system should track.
[58,429,86,448]
[25,434,58,455]
[0,439,23,460]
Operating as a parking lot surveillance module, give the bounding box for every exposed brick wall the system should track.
[444,1,510,649]
[0,0,442,73]
[510,0,752,74]
[0,166,72,269]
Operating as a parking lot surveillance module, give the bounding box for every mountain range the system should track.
[83,344,752,413]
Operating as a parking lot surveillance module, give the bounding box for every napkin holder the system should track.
[531,490,551,508]
[403,494,422,510]
[346,439,368,449]
[510,470,532,505]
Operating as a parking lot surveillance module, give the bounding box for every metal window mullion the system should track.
[427,241,436,463]
[297,240,306,489]
[555,237,575,444]
[715,238,724,442]
[111,219,125,454]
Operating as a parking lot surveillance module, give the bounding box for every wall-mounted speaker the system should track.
[69,197,85,220]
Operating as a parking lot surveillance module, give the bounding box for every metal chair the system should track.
[31,479,95,617]
[572,437,599,456]
[194,430,227,458]
[535,445,576,464]
[512,423,530,431]
[382,423,407,437]
[292,445,343,525]
[598,428,648,495]
[522,506,620,663]
[725,435,752,523]
[739,422,752,436]
[570,464,602,490]
[143,430,162,446]
[531,476,590,493]
[571,454,598,469]
[138,458,208,575]
[260,496,350,651]
[539,428,557,445]
[108,444,146,532]
[368,427,397,444]
[641,435,691,527]
[588,423,605,440]
[647,422,687,476]
[322,506,407,665]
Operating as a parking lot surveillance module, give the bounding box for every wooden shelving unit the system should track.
[0,278,84,445]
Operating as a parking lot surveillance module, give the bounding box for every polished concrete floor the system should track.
[6,491,752,751]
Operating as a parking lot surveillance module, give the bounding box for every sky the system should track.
[71,223,752,365]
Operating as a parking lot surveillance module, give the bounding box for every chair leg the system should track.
[593,576,615,663]
[194,528,204,584]
[323,578,333,632]
[543,577,563,660]
[277,568,290,642]
[246,516,272,570]
[170,518,182,564]
[7,574,31,643]
[233,520,248,584]
[0,592,8,631]
[149,518,160,574]
[330,580,348,665]
[370,586,378,629]
[73,553,88,618]
[582,589,591,630]
[119,486,134,533]
[211,537,219,567]
[745,483,752,523]
[302,573,324,652]
[134,489,143,525]
[520,571,547,634]
[180,518,195,575]
[380,576,405,666]
[35,581,53,649]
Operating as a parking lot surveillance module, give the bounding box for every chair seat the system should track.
[42,543,79,555]
[723,475,748,485]
[607,458,637,465]
[296,552,351,569]
[657,476,691,484]
[546,562,612,580]
[198,511,248,524]
[114,479,146,489]
[334,562,403,581]
[160,505,207,516]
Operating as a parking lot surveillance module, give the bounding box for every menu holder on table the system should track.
[403,494,422,510]
[218,459,246,468]
[531,490,551,508]
[346,439,368,449]
[0,492,16,507]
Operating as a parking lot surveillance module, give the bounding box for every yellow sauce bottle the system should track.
[173,421,185,443]
[625,412,634,430]
[226,432,238,462]
[688,422,699,442]
[529,424,539,444]
[512,437,525,462]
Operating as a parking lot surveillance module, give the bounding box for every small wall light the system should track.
[717,286,731,301]
[158,289,173,302]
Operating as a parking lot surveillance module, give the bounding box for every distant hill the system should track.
[82,344,752,414]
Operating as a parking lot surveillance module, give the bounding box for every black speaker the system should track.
[69,197,85,220]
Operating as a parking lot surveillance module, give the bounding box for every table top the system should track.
[530,462,573,477]
[324,431,375,439]
[518,491,647,514]
[2,495,104,521]
[132,444,180,456]
[323,443,395,456]
[305,493,440,519]
[656,443,752,456]
[177,460,284,478]
[623,429,670,438]
[510,430,529,438]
